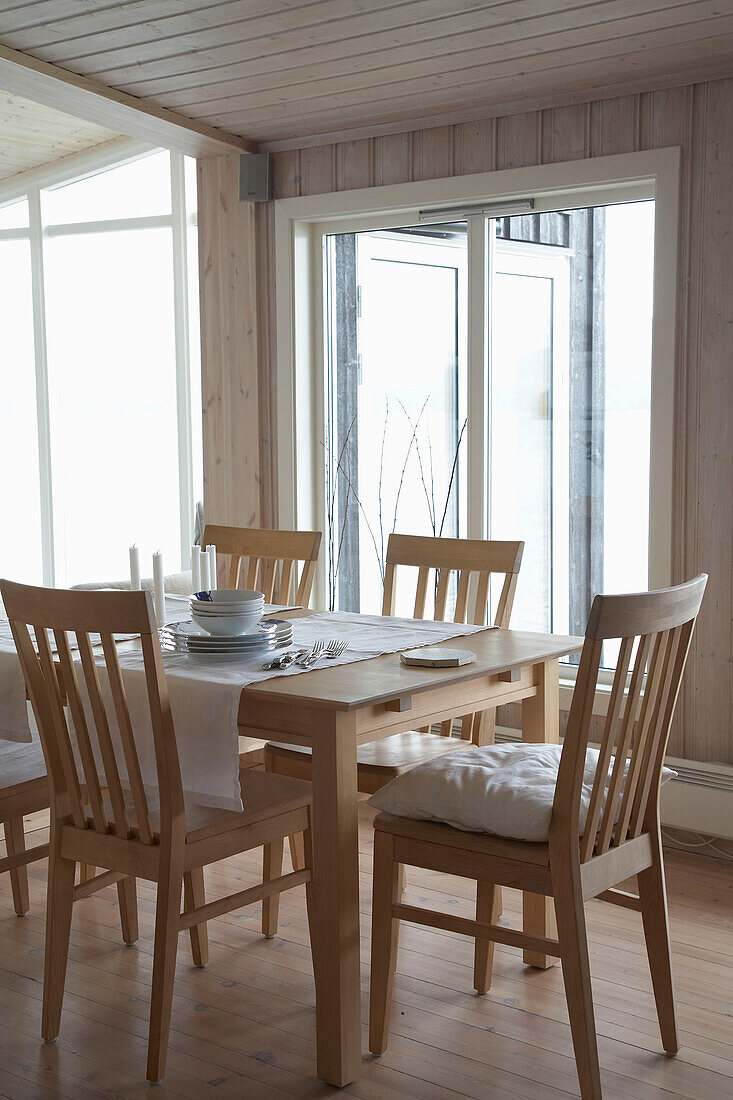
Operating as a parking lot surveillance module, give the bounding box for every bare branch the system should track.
[391,397,429,536]
[437,417,468,537]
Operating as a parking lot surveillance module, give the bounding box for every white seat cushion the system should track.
[368,741,676,843]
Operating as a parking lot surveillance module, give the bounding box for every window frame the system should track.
[274,148,680,703]
[0,144,200,586]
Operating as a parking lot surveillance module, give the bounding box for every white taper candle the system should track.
[206,544,217,591]
[191,545,202,593]
[200,550,210,592]
[129,545,141,591]
[152,551,166,626]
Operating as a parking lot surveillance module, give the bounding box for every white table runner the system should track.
[124,612,486,809]
[1,603,485,812]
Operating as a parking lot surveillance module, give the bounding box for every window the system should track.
[0,149,202,587]
[276,148,677,686]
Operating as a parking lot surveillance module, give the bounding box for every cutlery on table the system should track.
[301,639,348,668]
[262,649,307,671]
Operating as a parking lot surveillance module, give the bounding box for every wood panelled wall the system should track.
[198,78,732,765]
[197,153,260,529]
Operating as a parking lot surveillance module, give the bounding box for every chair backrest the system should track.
[553,574,707,861]
[202,525,322,607]
[1,580,183,847]
[382,534,524,627]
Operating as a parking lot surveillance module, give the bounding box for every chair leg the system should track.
[638,834,678,1053]
[183,868,209,967]
[146,858,184,1083]
[116,875,139,945]
[288,831,306,872]
[42,837,76,1042]
[79,864,95,884]
[369,830,401,1056]
[5,817,30,916]
[261,836,285,938]
[554,867,602,1100]
[473,882,501,994]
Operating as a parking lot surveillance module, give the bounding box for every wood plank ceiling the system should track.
[0,0,732,151]
[0,89,120,181]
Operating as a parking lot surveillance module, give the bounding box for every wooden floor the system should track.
[0,804,731,1100]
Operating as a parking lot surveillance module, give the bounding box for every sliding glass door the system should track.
[322,199,656,664]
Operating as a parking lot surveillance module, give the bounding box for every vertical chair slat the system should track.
[278,560,295,605]
[614,630,669,845]
[381,562,397,616]
[472,571,490,627]
[454,570,470,624]
[17,623,86,828]
[53,630,108,833]
[413,566,430,619]
[579,636,634,862]
[595,632,653,856]
[227,556,241,589]
[245,557,260,591]
[296,559,318,607]
[101,634,154,845]
[628,627,684,839]
[434,568,450,620]
[261,559,277,602]
[644,618,697,828]
[76,633,131,838]
[495,573,518,628]
[140,633,187,825]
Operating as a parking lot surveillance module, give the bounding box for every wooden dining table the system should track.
[237,619,583,1087]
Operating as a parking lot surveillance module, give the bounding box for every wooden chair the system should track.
[369,574,707,1100]
[202,523,321,605]
[262,534,524,934]
[0,735,49,916]
[1,580,317,1083]
[202,524,322,770]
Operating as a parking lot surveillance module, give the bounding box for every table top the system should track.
[243,623,583,711]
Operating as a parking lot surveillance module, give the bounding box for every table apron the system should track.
[238,664,541,748]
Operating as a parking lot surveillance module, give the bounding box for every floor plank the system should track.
[1,805,731,1099]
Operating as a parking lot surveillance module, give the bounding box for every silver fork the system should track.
[298,640,325,667]
[324,639,348,659]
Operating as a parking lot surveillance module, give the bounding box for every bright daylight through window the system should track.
[325,200,655,666]
[0,150,202,589]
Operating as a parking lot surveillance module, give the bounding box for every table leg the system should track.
[307,710,362,1087]
[522,658,559,968]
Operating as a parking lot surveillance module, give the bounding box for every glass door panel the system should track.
[326,226,466,615]
[490,261,558,632]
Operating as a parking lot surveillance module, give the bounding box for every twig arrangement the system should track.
[324,396,467,610]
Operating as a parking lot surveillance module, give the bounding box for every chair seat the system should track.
[97,769,312,844]
[266,731,473,778]
[0,737,47,793]
[374,810,551,867]
[368,741,675,842]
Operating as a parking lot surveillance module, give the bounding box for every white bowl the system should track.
[191,608,263,636]
[191,602,264,615]
[191,589,264,607]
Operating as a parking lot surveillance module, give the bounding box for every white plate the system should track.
[162,619,292,652]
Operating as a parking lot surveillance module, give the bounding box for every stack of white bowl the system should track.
[190,589,265,636]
